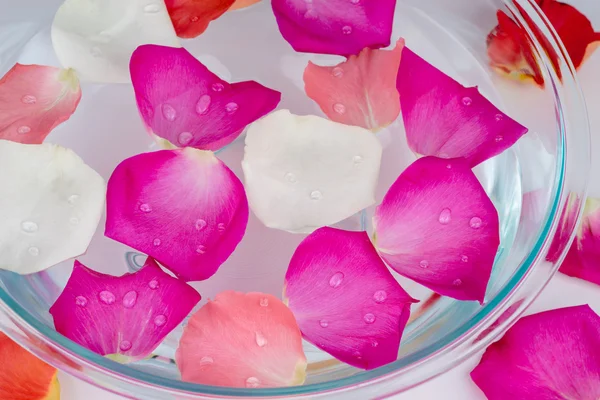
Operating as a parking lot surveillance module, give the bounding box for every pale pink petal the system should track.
[285,227,417,370]
[105,148,249,281]
[130,45,281,151]
[373,157,500,303]
[398,48,528,167]
[304,39,403,131]
[0,64,80,144]
[176,291,306,388]
[50,258,201,362]
[271,0,397,56]
[471,305,600,399]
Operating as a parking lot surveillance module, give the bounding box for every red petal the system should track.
[471,305,600,399]
[165,0,235,39]
[285,227,417,370]
[0,64,81,144]
[373,157,500,303]
[304,39,403,131]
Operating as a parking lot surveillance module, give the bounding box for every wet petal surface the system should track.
[165,0,235,39]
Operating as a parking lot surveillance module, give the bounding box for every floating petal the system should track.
[229,0,261,11]
[165,0,235,39]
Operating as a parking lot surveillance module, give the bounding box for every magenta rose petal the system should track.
[471,305,600,399]
[373,156,500,303]
[130,45,281,151]
[285,227,417,370]
[271,0,397,56]
[397,48,528,167]
[105,148,249,281]
[50,258,201,362]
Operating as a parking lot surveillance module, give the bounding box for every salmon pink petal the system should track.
[165,0,234,39]
[271,0,397,56]
[304,39,403,131]
[52,0,180,83]
[229,0,261,11]
[373,157,500,303]
[285,227,417,370]
[130,45,281,151]
[398,48,528,167]
[176,291,307,388]
[50,258,201,362]
[471,305,600,399]
[0,140,105,275]
[0,64,81,144]
[0,332,60,400]
[242,110,382,233]
[105,148,248,281]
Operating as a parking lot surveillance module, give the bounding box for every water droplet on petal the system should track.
[162,104,177,121]
[469,217,483,229]
[495,135,503,142]
[195,95,212,115]
[319,320,329,328]
[148,279,159,290]
[143,4,160,13]
[217,223,226,232]
[364,313,376,324]
[69,217,80,225]
[438,208,452,224]
[211,83,224,92]
[190,16,199,22]
[196,245,206,254]
[259,298,269,307]
[75,296,88,307]
[333,103,346,114]
[21,95,37,104]
[342,25,353,35]
[329,272,344,288]
[332,67,344,78]
[28,247,39,256]
[461,255,469,262]
[99,290,116,305]
[285,172,297,183]
[446,164,452,169]
[373,290,387,303]
[462,96,472,106]
[246,377,260,388]
[199,356,213,365]
[140,203,152,213]
[225,102,239,114]
[21,221,38,233]
[122,290,137,308]
[353,155,363,164]
[310,190,323,200]
[353,351,362,359]
[255,331,267,347]
[195,219,207,231]
[495,114,503,122]
[420,260,429,268]
[453,279,462,286]
[17,126,31,134]
[178,131,193,146]
[153,238,161,246]
[119,340,132,352]
[154,314,167,326]
[68,194,80,206]
[371,340,379,347]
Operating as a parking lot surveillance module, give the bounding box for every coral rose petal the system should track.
[0,332,60,400]
[285,227,417,369]
[130,45,281,151]
[242,109,382,233]
[165,0,235,39]
[471,305,600,399]
[50,258,201,362]
[0,140,105,274]
[0,64,81,144]
[271,0,397,56]
[398,48,528,167]
[51,0,180,83]
[176,291,307,388]
[304,39,403,131]
[105,148,249,281]
[373,157,500,303]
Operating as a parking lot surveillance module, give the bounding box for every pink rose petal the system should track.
[0,64,81,144]
[50,258,201,362]
[271,0,397,56]
[373,157,500,303]
[471,305,600,399]
[285,227,417,370]
[105,148,249,281]
[176,291,307,388]
[130,45,281,151]
[397,48,528,167]
[304,39,403,131]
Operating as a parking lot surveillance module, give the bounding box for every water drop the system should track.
[495,114,503,122]
[178,131,193,146]
[446,164,452,169]
[162,104,177,121]
[285,172,297,183]
[333,103,346,114]
[453,279,462,286]
[120,341,132,352]
[329,272,344,288]
[332,67,344,78]
[225,102,239,114]
[310,190,323,200]
[196,245,206,254]
[199,356,213,365]
[217,223,226,232]
[342,25,353,35]
[69,217,80,225]
[99,290,116,305]
[75,296,88,307]
[371,340,379,347]
[469,217,483,229]
[246,377,260,388]
[195,219,207,231]
[153,238,161,246]
[90,46,102,57]
[122,290,137,308]
[195,94,212,115]
[139,203,152,213]
[68,194,80,206]
[190,16,199,22]
[154,314,167,327]
[438,208,452,224]
[28,247,39,256]
[461,255,469,263]
[21,221,38,233]
[17,126,31,134]
[148,279,159,290]
[495,135,503,142]
[143,4,160,13]
[462,96,472,106]
[255,331,267,347]
[373,290,387,303]
[260,298,269,307]
[211,83,225,92]
[420,260,429,268]
[319,320,329,328]
[364,313,376,324]
[353,351,362,359]
[21,95,37,104]
[353,155,363,164]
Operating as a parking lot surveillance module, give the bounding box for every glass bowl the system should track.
[0,0,591,398]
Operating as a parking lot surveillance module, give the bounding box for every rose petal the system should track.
[0,64,81,144]
[242,109,382,233]
[105,148,249,281]
[471,305,600,399]
[285,227,417,369]
[559,198,600,286]
[373,157,500,303]
[176,291,306,388]
[130,45,281,151]
[51,0,180,83]
[165,0,234,39]
[229,0,261,11]
[0,140,105,274]
[398,48,528,167]
[0,332,60,400]
[271,0,397,56]
[304,39,403,131]
[50,258,201,362]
